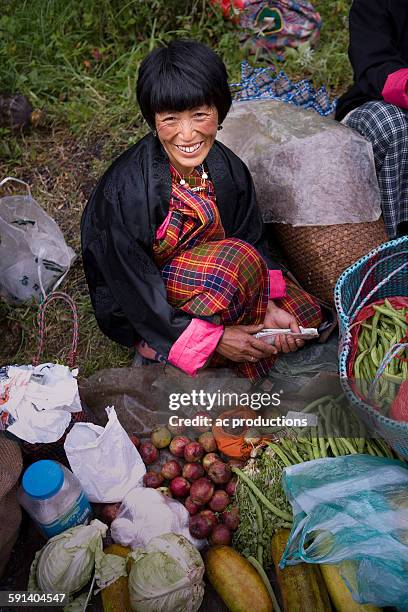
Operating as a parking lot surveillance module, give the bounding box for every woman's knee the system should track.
[353,101,408,144]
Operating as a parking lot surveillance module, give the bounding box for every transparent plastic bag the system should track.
[218,100,382,225]
[0,177,75,303]
[280,454,408,608]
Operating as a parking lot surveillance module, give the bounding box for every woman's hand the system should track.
[264,300,305,353]
[215,324,278,363]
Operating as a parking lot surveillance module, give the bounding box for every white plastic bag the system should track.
[110,487,205,550]
[64,406,146,503]
[0,177,75,303]
[0,363,81,443]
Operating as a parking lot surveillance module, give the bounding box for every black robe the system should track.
[335,0,408,120]
[81,133,281,359]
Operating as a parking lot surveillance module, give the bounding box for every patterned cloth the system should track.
[231,61,337,116]
[215,0,321,59]
[343,101,408,238]
[146,165,323,380]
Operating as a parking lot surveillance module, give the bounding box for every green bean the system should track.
[328,436,340,457]
[267,442,293,467]
[232,468,293,522]
[302,396,333,413]
[247,556,282,612]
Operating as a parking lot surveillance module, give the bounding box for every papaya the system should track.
[101,544,132,612]
[271,529,331,612]
[205,545,273,612]
[320,564,380,612]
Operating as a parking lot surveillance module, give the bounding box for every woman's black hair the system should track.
[136,40,232,128]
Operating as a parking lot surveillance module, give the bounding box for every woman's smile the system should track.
[174,141,203,155]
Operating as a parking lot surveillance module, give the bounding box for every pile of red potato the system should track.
[132,423,241,545]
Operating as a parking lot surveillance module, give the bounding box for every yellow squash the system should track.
[271,529,331,612]
[205,545,273,612]
[101,544,132,612]
[320,564,380,612]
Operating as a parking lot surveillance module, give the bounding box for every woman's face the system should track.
[155,105,218,175]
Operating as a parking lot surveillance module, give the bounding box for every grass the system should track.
[0,0,353,377]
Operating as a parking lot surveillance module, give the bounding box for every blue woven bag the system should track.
[335,236,408,458]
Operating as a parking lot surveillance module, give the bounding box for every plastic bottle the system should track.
[18,460,92,538]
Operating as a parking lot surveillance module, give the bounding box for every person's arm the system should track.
[349,0,408,107]
[81,188,223,377]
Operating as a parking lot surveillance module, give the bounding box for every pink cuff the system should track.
[268,270,286,299]
[168,319,224,376]
[156,211,172,240]
[382,68,408,109]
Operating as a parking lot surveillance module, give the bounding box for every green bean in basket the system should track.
[352,299,408,409]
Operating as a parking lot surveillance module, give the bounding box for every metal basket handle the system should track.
[347,251,408,322]
[368,341,408,401]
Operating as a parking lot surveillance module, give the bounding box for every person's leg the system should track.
[343,101,408,239]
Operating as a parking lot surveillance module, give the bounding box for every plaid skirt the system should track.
[161,238,322,380]
[343,101,408,238]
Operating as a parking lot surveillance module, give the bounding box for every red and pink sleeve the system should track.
[382,68,408,109]
[168,319,224,376]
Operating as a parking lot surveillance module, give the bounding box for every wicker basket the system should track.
[335,236,408,459]
[272,219,388,304]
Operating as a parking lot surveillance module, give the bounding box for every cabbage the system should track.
[28,519,107,596]
[128,533,205,612]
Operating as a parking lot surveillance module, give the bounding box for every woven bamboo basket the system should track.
[272,219,388,304]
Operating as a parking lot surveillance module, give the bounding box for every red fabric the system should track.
[390,380,408,422]
[382,67,408,109]
[268,269,286,299]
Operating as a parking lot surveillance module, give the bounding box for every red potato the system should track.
[209,490,230,512]
[129,434,141,448]
[143,471,164,488]
[182,462,205,482]
[199,509,218,531]
[150,426,172,449]
[184,496,202,516]
[190,477,214,505]
[161,460,182,480]
[226,476,238,497]
[210,524,232,545]
[221,506,240,530]
[139,441,159,465]
[202,452,220,472]
[198,431,217,453]
[184,441,204,463]
[189,513,212,539]
[100,502,121,525]
[169,476,190,498]
[169,436,190,458]
[208,461,232,485]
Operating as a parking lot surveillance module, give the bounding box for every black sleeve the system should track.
[349,0,408,97]
[81,188,194,357]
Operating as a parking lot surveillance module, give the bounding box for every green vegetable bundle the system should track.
[353,299,408,408]
[232,395,395,569]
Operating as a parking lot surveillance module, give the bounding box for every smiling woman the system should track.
[81,40,324,381]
